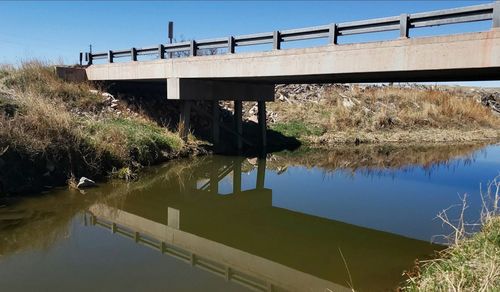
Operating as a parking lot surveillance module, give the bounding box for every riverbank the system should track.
[402,178,500,291]
[403,216,500,291]
[0,62,204,195]
[262,84,500,145]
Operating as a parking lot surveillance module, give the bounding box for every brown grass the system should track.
[268,85,500,144]
[0,61,183,195]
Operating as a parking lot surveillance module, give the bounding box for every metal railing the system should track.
[83,2,500,65]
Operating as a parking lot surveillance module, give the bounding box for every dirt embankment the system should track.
[0,62,206,196]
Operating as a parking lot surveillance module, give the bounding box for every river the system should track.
[1,143,499,291]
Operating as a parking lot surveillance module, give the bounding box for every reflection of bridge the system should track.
[85,155,441,291]
[87,205,349,292]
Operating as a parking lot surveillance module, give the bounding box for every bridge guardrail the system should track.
[83,2,500,65]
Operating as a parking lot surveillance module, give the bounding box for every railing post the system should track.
[87,53,93,65]
[131,47,137,61]
[228,36,235,54]
[190,40,197,56]
[273,31,281,50]
[400,13,409,38]
[329,23,338,44]
[108,50,113,63]
[158,44,165,59]
[493,1,500,28]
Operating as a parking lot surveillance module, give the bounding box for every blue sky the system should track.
[1,1,498,87]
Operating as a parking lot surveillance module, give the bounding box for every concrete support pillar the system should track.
[232,159,242,194]
[234,100,243,150]
[256,158,266,190]
[212,100,220,148]
[180,101,191,142]
[258,101,267,149]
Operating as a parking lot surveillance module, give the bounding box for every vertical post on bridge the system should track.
[158,44,165,59]
[400,13,409,38]
[228,36,235,54]
[180,101,191,142]
[131,47,137,61]
[273,31,281,50]
[258,101,267,150]
[212,100,220,150]
[108,50,113,63]
[234,100,243,150]
[190,40,197,56]
[493,1,500,29]
[329,23,338,44]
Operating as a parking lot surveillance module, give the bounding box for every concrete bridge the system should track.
[78,2,500,147]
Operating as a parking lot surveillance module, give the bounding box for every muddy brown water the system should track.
[0,143,499,291]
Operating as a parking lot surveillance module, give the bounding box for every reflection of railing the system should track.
[197,158,266,195]
[89,215,272,292]
[86,205,347,292]
[84,3,500,64]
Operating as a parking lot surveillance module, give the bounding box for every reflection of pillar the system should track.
[258,101,267,149]
[168,207,180,230]
[210,165,219,194]
[233,159,242,194]
[212,100,220,149]
[234,100,243,150]
[256,158,266,189]
[180,101,191,142]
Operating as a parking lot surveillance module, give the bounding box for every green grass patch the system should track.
[271,120,325,138]
[84,117,183,165]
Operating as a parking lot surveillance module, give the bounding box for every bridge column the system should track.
[212,100,220,150]
[232,159,242,194]
[180,101,191,142]
[258,101,267,149]
[234,100,243,150]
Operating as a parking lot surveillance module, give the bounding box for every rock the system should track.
[247,115,258,123]
[342,98,355,109]
[46,160,55,172]
[77,177,96,189]
[247,157,258,165]
[101,92,114,99]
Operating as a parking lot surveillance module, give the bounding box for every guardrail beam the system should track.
[83,2,497,64]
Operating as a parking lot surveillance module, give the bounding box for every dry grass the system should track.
[269,85,500,144]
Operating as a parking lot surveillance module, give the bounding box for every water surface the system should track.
[1,143,499,291]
